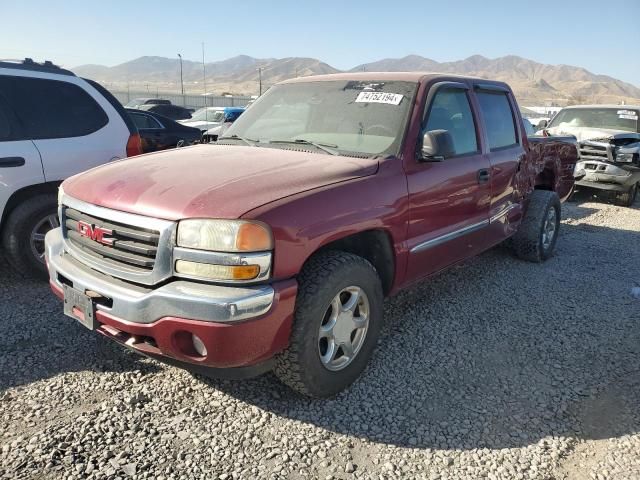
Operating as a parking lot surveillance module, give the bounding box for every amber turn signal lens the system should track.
[175,261,260,280]
[236,223,273,251]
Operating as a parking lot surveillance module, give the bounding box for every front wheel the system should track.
[615,183,638,207]
[274,251,384,397]
[512,190,561,263]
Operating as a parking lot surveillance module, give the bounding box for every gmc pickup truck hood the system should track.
[63,144,378,220]
[547,126,640,143]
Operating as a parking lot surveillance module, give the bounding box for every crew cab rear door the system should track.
[0,94,44,219]
[473,85,526,238]
[404,81,492,284]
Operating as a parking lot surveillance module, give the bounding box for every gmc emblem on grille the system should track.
[77,221,114,246]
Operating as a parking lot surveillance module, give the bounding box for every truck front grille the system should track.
[578,141,612,162]
[63,207,160,271]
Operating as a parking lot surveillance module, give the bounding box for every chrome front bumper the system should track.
[45,228,275,324]
[576,160,640,191]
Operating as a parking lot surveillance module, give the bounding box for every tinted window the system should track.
[0,76,108,140]
[477,92,517,150]
[425,89,478,156]
[130,112,161,129]
[0,104,11,141]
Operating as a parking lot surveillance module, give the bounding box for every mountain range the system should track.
[72,54,640,105]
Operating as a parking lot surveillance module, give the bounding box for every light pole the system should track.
[177,53,184,103]
[202,42,208,116]
[258,67,262,96]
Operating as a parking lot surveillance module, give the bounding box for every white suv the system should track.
[0,59,143,278]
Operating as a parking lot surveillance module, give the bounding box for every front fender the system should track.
[241,158,410,290]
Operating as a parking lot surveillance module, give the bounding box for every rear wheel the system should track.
[615,183,638,207]
[512,190,561,263]
[274,251,384,397]
[2,194,58,280]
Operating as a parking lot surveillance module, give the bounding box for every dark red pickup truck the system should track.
[45,73,577,397]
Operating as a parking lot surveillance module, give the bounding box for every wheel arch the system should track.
[0,181,61,232]
[534,167,556,191]
[305,229,396,296]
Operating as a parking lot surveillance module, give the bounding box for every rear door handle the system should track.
[477,168,491,184]
[0,157,26,167]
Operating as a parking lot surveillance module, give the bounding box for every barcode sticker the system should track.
[355,92,404,105]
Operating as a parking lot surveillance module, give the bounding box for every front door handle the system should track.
[477,168,491,184]
[0,156,25,167]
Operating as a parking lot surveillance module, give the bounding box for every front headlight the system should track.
[177,219,273,252]
[174,219,273,283]
[615,152,636,163]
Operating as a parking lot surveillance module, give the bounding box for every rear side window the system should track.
[0,76,108,140]
[130,112,162,129]
[425,89,478,156]
[476,91,518,150]
[0,105,11,140]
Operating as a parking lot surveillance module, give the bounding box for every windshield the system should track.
[223,80,417,157]
[125,98,148,107]
[189,108,225,122]
[549,108,639,133]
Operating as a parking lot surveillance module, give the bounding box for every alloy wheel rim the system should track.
[30,214,59,264]
[318,286,370,372]
[541,207,557,251]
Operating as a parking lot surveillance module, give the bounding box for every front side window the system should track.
[0,76,108,140]
[424,89,478,156]
[477,91,518,150]
[224,80,418,157]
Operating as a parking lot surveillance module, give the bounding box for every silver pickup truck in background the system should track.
[540,105,640,207]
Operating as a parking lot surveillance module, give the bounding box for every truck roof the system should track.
[560,104,640,110]
[280,71,510,88]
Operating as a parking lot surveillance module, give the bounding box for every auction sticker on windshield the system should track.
[618,110,638,120]
[355,92,404,105]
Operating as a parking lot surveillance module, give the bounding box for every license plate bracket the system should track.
[63,285,97,330]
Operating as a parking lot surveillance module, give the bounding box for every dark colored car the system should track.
[138,104,193,121]
[47,73,579,397]
[126,109,201,153]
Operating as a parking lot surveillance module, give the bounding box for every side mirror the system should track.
[537,119,548,129]
[421,130,456,162]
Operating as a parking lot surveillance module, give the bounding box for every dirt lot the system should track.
[1,192,639,480]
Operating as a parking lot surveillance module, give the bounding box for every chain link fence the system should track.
[108,90,254,110]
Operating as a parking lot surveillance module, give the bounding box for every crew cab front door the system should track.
[404,82,492,284]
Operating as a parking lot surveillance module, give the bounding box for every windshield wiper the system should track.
[269,139,339,155]
[217,135,258,147]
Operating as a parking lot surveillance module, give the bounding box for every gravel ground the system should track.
[1,192,639,480]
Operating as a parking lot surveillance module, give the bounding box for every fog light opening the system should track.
[192,334,207,357]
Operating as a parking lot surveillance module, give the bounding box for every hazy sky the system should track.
[2,0,639,86]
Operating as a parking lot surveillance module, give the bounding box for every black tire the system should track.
[274,250,384,398]
[615,183,638,207]
[512,190,561,263]
[1,194,58,280]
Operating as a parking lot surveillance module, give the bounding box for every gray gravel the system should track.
[1,192,639,480]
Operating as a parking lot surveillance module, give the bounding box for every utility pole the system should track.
[202,42,208,118]
[258,67,262,96]
[177,53,184,105]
